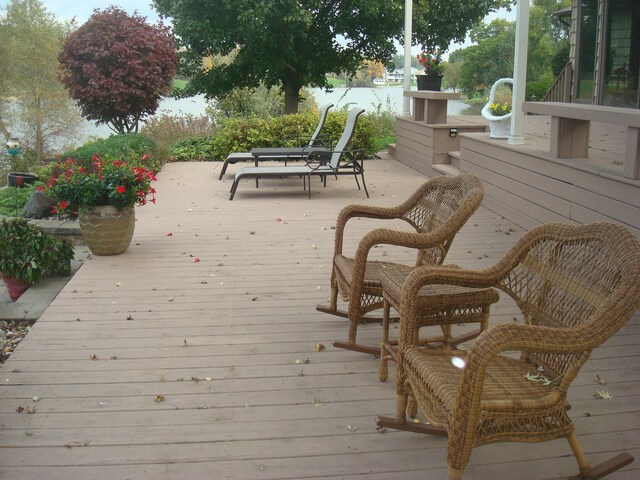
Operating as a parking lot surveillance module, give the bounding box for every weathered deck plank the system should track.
[1,160,638,479]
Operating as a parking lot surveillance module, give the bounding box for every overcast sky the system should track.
[1,1,517,53]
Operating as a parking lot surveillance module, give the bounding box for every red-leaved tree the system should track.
[58,7,177,134]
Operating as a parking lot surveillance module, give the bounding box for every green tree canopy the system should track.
[153,0,511,113]
[0,0,82,160]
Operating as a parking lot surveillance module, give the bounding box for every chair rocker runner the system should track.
[229,107,367,200]
[316,174,485,355]
[218,103,334,180]
[376,222,640,480]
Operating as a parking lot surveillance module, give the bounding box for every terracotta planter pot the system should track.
[416,74,443,91]
[1,274,31,301]
[79,206,135,256]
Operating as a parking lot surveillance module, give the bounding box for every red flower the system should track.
[37,186,44,192]
[116,185,126,194]
[59,200,68,210]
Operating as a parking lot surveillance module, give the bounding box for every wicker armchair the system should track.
[316,174,484,354]
[377,222,640,480]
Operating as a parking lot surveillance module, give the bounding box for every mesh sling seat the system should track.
[376,222,640,480]
[316,174,484,355]
[218,103,333,180]
[229,108,366,200]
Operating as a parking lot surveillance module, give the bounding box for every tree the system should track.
[153,0,511,113]
[443,61,462,93]
[364,60,385,81]
[58,7,177,134]
[0,0,82,160]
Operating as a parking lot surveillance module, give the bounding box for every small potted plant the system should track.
[416,49,445,91]
[481,78,514,139]
[0,218,74,301]
[40,154,157,255]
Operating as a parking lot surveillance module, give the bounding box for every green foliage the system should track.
[551,40,571,77]
[153,0,508,113]
[141,114,216,161]
[171,111,382,161]
[62,134,161,170]
[0,0,82,160]
[0,184,40,216]
[0,218,74,284]
[526,77,554,101]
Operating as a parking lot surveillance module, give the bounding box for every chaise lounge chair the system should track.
[229,107,366,200]
[218,103,334,180]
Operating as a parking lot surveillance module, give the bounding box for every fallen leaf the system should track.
[160,373,166,382]
[110,355,118,360]
[595,390,613,401]
[312,397,325,408]
[205,377,213,382]
[154,395,165,403]
[276,217,282,222]
[595,374,607,385]
[347,425,358,432]
[64,440,90,448]
[32,396,40,402]
[295,358,310,365]
[183,339,188,347]
[126,315,133,320]
[376,426,387,433]
[165,232,173,236]
[16,406,24,413]
[192,258,201,263]
[115,282,123,287]
[90,354,98,361]
[315,342,326,352]
[191,376,201,382]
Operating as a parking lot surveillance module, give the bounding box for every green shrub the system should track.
[0,184,41,216]
[526,78,554,101]
[171,111,382,161]
[0,218,74,284]
[62,133,161,169]
[141,113,216,161]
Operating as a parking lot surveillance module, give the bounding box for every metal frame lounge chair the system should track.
[228,107,366,200]
[316,174,485,355]
[376,222,640,480]
[218,103,334,180]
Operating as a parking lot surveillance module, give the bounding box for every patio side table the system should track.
[378,267,500,382]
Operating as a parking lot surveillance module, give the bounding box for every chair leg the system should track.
[218,160,229,180]
[408,394,418,418]
[360,171,369,198]
[447,466,465,480]
[565,431,633,479]
[379,300,391,382]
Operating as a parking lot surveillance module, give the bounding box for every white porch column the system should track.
[508,0,530,145]
[403,0,412,116]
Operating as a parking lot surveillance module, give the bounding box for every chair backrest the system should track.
[307,104,333,147]
[495,222,640,384]
[398,174,484,266]
[329,107,365,168]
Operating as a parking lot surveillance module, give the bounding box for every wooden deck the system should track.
[1,160,639,479]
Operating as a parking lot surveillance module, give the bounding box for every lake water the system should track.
[79,86,479,145]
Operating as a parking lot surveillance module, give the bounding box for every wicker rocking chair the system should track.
[376,222,640,480]
[316,174,484,355]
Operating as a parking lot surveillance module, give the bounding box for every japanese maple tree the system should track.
[58,6,177,134]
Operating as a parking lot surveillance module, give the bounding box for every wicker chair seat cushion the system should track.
[404,346,562,419]
[382,268,499,313]
[334,254,414,293]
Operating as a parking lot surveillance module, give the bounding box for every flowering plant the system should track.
[40,154,157,214]
[489,102,512,117]
[417,50,444,75]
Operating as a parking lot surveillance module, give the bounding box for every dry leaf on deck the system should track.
[155,395,165,403]
[315,343,325,352]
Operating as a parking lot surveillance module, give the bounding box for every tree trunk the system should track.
[283,79,301,114]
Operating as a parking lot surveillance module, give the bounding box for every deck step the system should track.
[432,164,460,176]
[387,143,396,157]
[448,150,461,169]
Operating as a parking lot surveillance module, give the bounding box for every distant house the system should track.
[551,0,639,108]
[387,67,420,84]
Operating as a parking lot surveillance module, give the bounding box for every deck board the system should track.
[1,160,638,479]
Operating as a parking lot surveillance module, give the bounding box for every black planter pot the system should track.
[416,74,444,91]
[7,172,38,188]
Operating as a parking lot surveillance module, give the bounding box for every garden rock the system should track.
[22,192,55,219]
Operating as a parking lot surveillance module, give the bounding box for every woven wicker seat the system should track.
[316,174,484,355]
[376,222,640,480]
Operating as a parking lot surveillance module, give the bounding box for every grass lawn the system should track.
[172,79,188,90]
